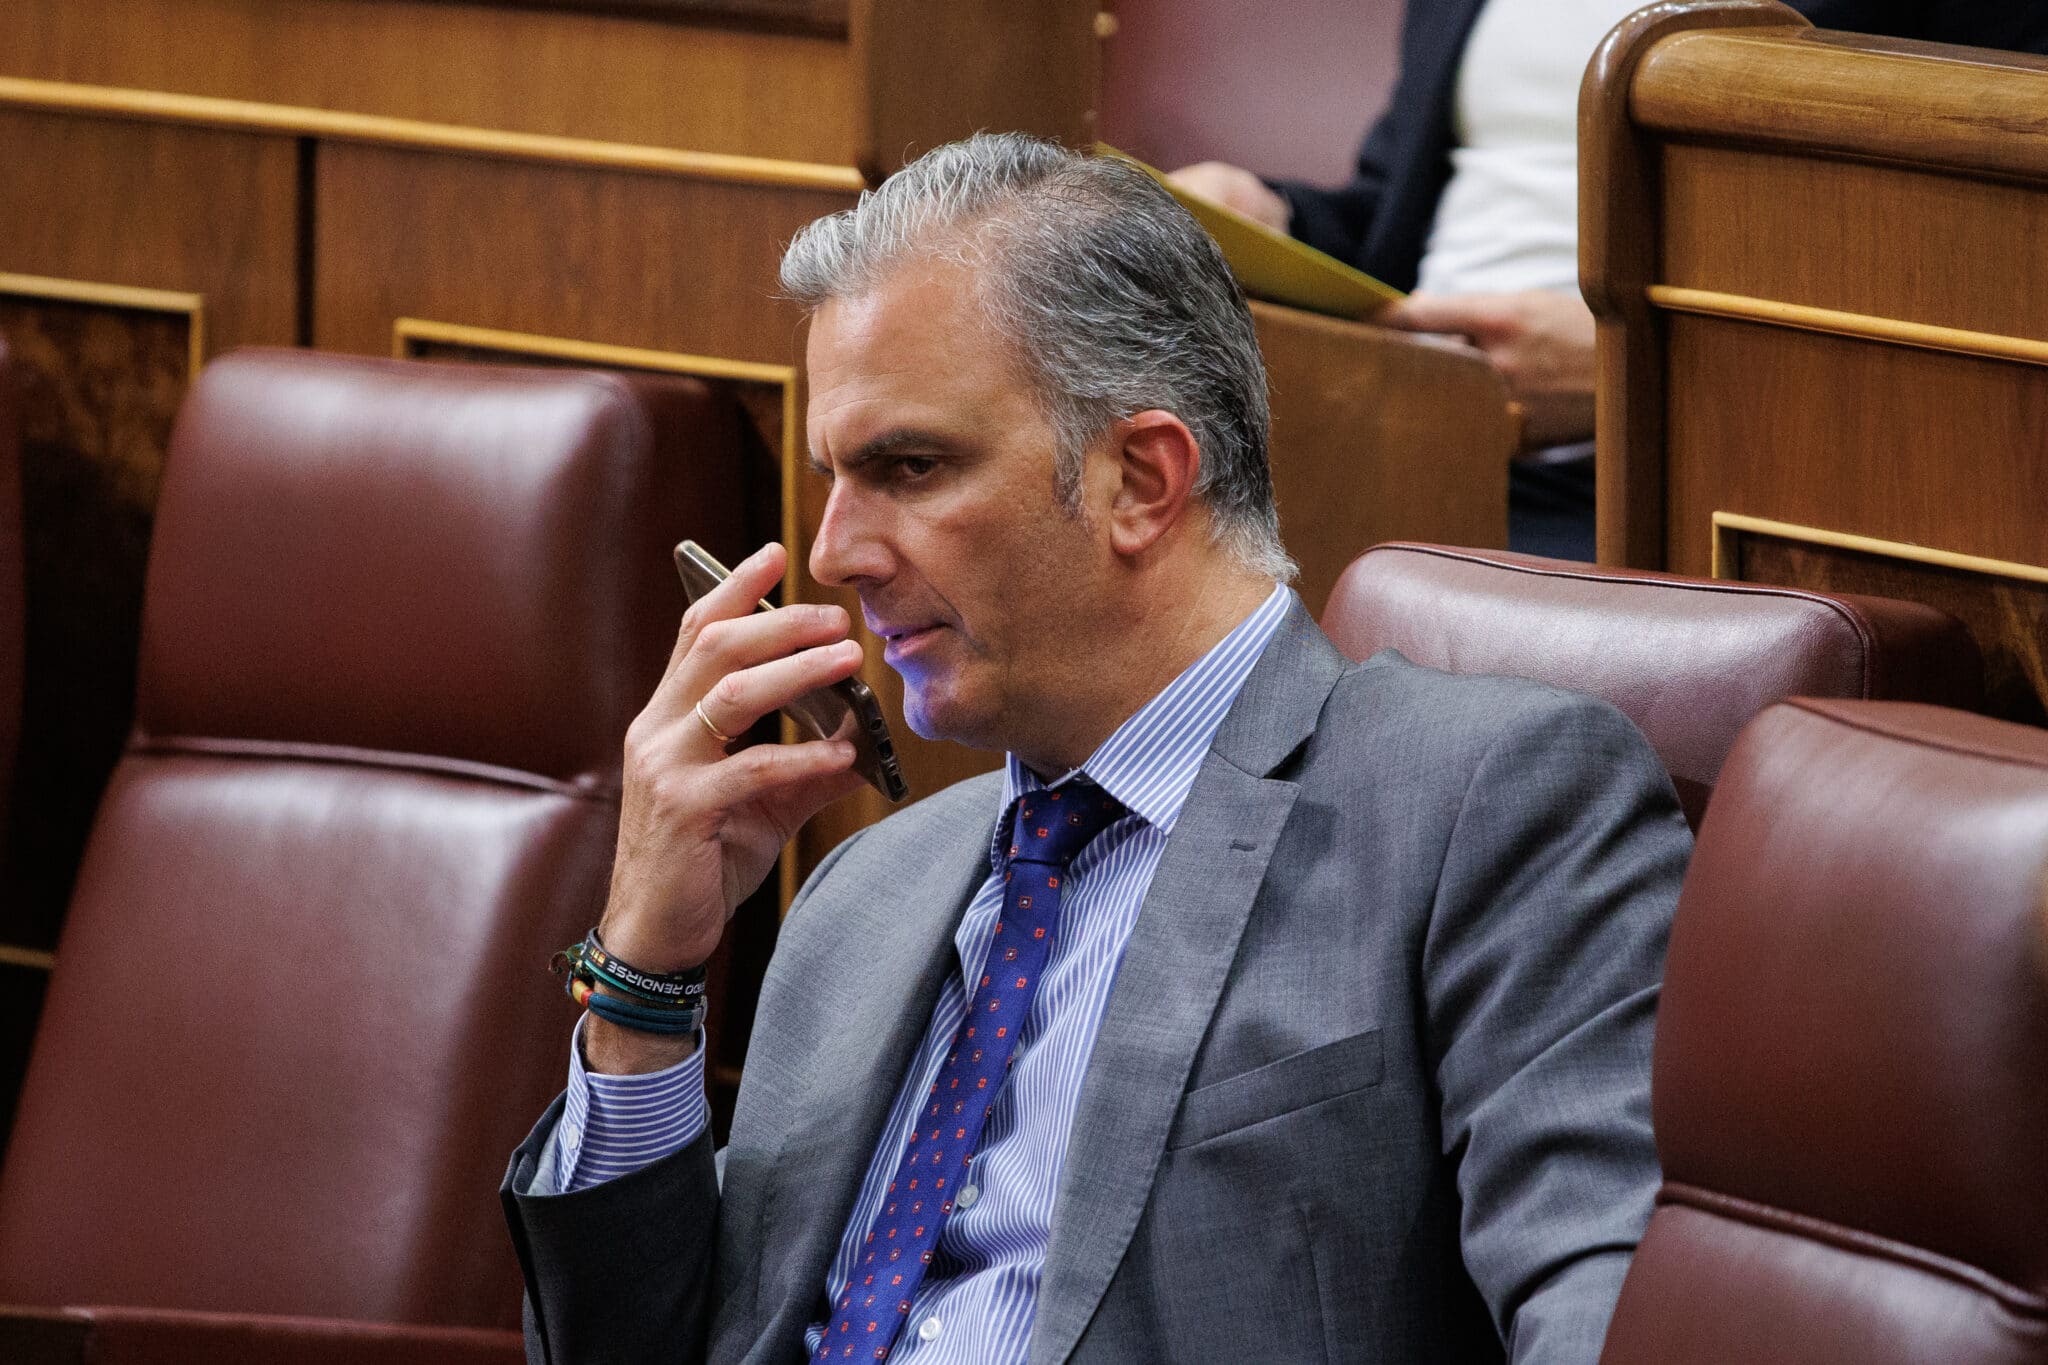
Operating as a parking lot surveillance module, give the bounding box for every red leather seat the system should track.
[0,350,756,1347]
[1320,542,1983,824]
[1601,699,2048,1364]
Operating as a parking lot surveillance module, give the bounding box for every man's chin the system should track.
[899,684,1003,753]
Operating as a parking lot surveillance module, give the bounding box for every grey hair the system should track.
[780,133,1294,582]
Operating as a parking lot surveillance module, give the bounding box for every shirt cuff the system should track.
[552,1013,710,1192]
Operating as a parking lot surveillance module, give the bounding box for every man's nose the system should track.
[808,480,890,588]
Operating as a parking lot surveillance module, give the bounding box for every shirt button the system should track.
[918,1317,942,1342]
[560,1120,581,1149]
[955,1184,979,1209]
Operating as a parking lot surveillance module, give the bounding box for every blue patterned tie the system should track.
[817,782,1127,1361]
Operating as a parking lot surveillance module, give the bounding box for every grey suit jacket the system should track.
[503,604,1690,1364]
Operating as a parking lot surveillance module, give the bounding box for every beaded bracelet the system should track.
[552,929,707,1036]
[569,975,704,1035]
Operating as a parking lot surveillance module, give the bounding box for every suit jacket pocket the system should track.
[1167,1028,1384,1150]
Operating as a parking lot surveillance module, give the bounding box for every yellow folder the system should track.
[1107,147,1405,321]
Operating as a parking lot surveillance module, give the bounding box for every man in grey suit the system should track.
[502,133,1689,1363]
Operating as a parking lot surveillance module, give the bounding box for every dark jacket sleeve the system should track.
[1268,95,1399,268]
[1420,689,1691,1362]
[1796,0,2048,54]
[502,1101,721,1365]
[1267,0,2046,291]
[1263,0,1486,291]
[1265,0,1459,280]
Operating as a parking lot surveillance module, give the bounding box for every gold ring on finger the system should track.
[694,698,738,745]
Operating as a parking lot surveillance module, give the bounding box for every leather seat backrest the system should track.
[1320,542,1983,824]
[1601,698,2048,1364]
[0,349,755,1329]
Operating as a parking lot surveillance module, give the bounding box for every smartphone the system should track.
[673,541,909,803]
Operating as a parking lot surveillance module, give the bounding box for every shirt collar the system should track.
[993,582,1294,853]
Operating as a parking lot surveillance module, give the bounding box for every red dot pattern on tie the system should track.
[817,784,1126,1360]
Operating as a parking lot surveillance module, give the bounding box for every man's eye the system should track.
[894,455,939,480]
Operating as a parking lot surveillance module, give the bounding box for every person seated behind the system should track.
[502,133,1692,1364]
[1172,0,2048,556]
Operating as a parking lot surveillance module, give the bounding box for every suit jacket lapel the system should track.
[749,797,997,1344]
[1031,605,1348,1364]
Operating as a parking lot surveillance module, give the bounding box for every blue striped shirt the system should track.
[550,583,1292,1360]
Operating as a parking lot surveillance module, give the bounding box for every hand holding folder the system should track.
[1108,147,1405,322]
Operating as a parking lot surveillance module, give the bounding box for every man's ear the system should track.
[1105,409,1200,559]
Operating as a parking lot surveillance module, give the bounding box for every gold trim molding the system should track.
[0,944,56,973]
[1650,286,2048,370]
[392,317,798,557]
[1712,511,2048,587]
[0,270,207,378]
[0,76,867,193]
[394,318,795,386]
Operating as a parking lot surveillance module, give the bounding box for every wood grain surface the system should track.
[0,294,187,951]
[0,0,861,163]
[1731,530,2048,724]
[1636,27,2048,182]
[1254,303,1513,611]
[1661,144,2048,343]
[1585,0,2048,721]
[1580,0,1810,569]
[0,109,300,352]
[855,0,1102,176]
[313,142,854,363]
[396,0,850,40]
[1664,316,2048,580]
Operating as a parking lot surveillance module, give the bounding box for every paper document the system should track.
[1107,147,1405,321]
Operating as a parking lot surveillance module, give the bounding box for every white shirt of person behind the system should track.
[1415,0,1647,300]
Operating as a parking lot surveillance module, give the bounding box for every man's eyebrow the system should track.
[807,428,953,478]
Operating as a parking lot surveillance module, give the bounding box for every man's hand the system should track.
[1382,289,1597,449]
[587,541,867,1073]
[1165,161,1292,234]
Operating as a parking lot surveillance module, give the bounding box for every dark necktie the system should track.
[816,782,1128,1361]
